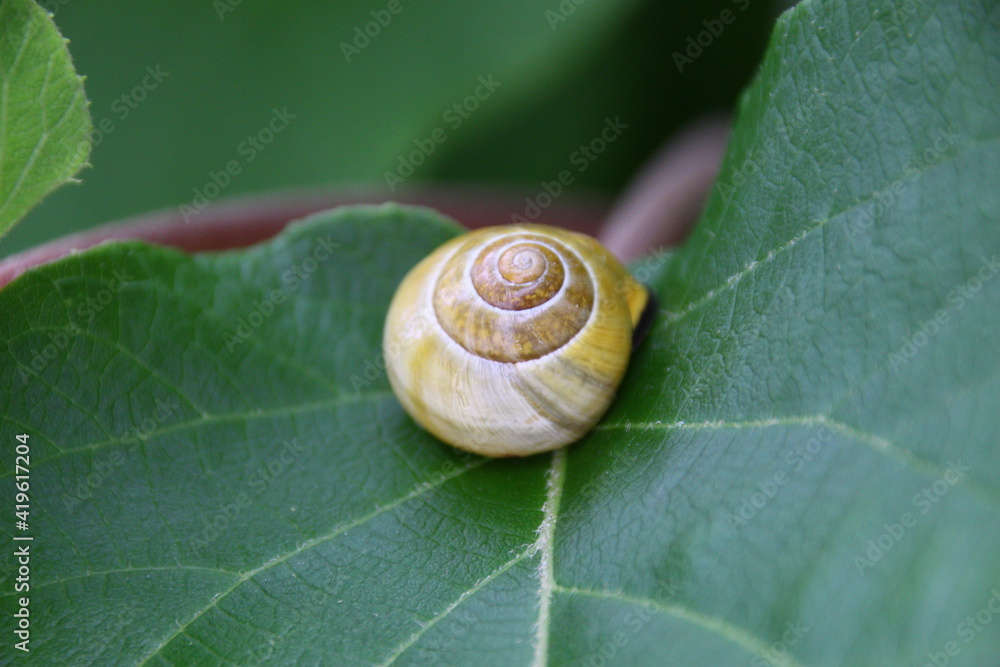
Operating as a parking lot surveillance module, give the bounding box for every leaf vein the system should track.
[379,547,535,666]
[596,415,999,505]
[0,389,397,481]
[664,136,992,324]
[134,458,487,666]
[0,564,238,597]
[553,585,807,667]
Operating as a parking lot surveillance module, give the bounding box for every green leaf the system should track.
[0,0,91,238]
[1,1,999,666]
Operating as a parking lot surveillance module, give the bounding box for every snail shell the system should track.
[383,224,649,457]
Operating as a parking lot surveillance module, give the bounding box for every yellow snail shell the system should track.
[383,224,649,457]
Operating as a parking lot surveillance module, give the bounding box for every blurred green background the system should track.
[0,0,783,258]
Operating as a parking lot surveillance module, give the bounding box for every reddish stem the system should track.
[0,186,608,289]
[0,116,730,288]
[599,115,730,261]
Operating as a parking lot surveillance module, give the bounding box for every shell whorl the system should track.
[383,223,650,457]
[433,233,594,363]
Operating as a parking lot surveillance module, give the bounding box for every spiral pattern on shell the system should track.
[383,223,649,457]
[434,234,593,362]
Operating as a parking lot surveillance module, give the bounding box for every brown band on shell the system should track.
[433,233,595,362]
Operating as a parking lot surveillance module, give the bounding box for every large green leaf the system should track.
[2,0,999,665]
[0,0,91,237]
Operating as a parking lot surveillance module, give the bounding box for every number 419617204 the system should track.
[14,434,30,532]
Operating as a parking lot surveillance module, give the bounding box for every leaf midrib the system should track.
[378,446,814,666]
[32,418,824,665]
